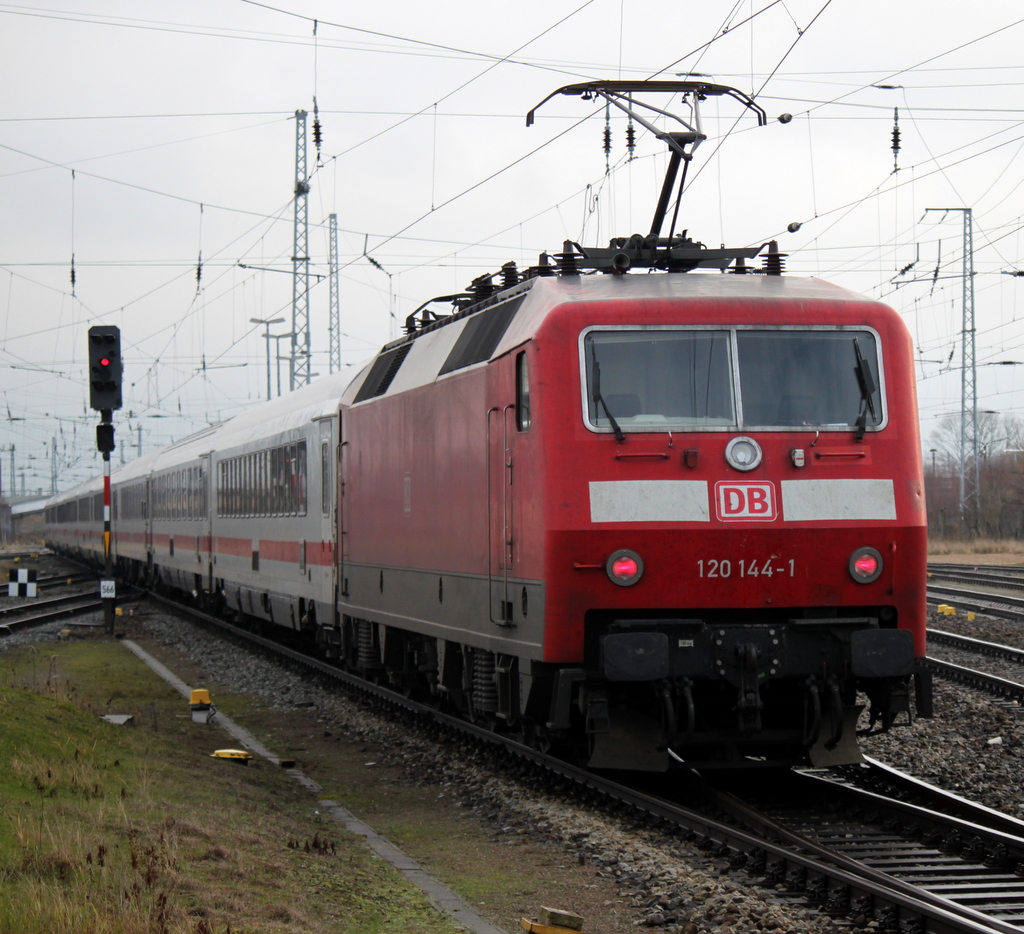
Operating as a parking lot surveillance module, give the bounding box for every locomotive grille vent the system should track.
[353,343,414,403]
[438,296,524,376]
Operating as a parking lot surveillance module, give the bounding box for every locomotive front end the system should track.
[538,276,928,770]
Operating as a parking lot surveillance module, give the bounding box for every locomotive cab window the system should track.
[581,326,884,433]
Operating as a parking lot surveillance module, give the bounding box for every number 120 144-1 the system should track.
[697,558,795,579]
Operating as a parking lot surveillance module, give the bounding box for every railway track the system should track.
[0,593,105,634]
[705,760,1024,931]
[134,587,1024,934]
[927,584,1024,622]
[928,564,1024,595]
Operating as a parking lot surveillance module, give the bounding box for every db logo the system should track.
[715,481,777,521]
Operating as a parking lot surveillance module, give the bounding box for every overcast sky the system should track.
[3,0,1024,494]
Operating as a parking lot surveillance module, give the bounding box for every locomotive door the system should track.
[487,404,515,625]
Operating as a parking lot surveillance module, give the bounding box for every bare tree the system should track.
[929,413,1024,537]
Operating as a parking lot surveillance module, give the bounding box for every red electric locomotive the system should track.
[44,81,929,771]
[333,82,929,769]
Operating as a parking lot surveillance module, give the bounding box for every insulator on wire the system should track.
[312,97,323,155]
[891,107,901,173]
[603,103,611,174]
[70,255,76,289]
[196,251,203,287]
[625,121,636,159]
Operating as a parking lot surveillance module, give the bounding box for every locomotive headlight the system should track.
[724,436,762,472]
[606,549,644,586]
[849,546,883,584]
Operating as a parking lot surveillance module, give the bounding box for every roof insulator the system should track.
[526,252,555,279]
[469,273,496,301]
[501,261,519,289]
[763,240,787,276]
[556,240,580,276]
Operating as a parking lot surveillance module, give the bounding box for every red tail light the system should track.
[849,547,883,583]
[606,549,643,586]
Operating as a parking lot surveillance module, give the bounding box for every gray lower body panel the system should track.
[340,562,545,658]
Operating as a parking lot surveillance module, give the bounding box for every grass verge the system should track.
[0,638,459,934]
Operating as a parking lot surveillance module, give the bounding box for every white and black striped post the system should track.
[98,414,115,634]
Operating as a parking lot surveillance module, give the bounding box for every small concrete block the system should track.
[540,907,584,931]
[100,714,134,726]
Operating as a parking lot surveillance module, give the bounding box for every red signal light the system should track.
[605,549,643,587]
[99,357,111,367]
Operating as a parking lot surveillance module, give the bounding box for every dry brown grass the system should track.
[928,536,1024,557]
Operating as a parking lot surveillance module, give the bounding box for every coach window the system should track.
[321,441,331,515]
[516,351,531,431]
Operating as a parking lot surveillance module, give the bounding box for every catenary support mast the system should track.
[328,213,341,374]
[927,207,977,533]
[291,110,311,391]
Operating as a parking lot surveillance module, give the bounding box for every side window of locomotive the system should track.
[583,330,735,430]
[321,441,331,515]
[736,330,882,429]
[516,352,531,432]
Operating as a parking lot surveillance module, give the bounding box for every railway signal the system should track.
[88,325,122,412]
[87,325,120,633]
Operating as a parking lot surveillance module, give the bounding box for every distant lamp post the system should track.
[272,333,295,398]
[250,317,285,401]
[930,448,938,475]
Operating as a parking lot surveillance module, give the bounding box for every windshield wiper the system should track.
[852,337,878,441]
[590,343,625,443]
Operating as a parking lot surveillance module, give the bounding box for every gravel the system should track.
[9,598,1024,933]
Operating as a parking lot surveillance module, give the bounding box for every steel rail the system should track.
[140,589,1020,934]
[928,566,1024,594]
[0,592,99,618]
[0,596,104,634]
[855,755,1024,842]
[929,629,1024,666]
[929,562,1024,576]
[922,656,1024,705]
[696,772,1024,934]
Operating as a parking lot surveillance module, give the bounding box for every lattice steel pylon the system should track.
[291,110,311,390]
[328,213,341,373]
[927,207,978,531]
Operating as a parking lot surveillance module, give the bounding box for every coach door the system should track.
[316,418,336,613]
[487,403,515,625]
[144,476,154,575]
[201,453,214,593]
[337,411,346,599]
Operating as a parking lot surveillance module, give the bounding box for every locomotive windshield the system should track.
[583,327,883,432]
[584,330,735,429]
